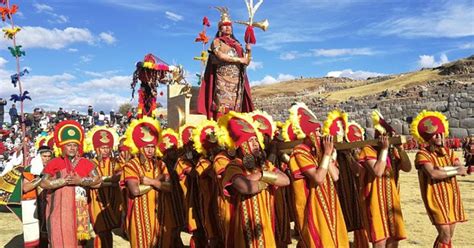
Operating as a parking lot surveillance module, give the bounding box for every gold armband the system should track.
[230,56,240,63]
[50,178,66,187]
[160,181,172,191]
[446,170,457,177]
[101,182,114,187]
[31,177,42,188]
[280,153,290,163]
[257,181,268,192]
[101,176,112,182]
[379,149,388,162]
[320,155,331,170]
[138,184,152,195]
[261,171,278,184]
[441,166,457,172]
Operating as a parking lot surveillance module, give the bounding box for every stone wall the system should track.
[254,79,474,139]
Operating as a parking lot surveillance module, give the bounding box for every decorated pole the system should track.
[2,0,30,166]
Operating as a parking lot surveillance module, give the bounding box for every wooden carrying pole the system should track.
[278,136,407,154]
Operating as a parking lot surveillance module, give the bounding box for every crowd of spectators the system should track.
[0,102,139,173]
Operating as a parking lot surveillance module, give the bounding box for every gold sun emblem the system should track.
[67,129,76,136]
[99,131,110,143]
[140,125,155,142]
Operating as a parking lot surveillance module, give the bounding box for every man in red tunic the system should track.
[40,120,101,247]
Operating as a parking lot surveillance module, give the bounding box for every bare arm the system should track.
[367,136,390,177]
[232,175,267,195]
[395,147,412,172]
[302,136,335,185]
[23,177,41,193]
[421,162,467,180]
[142,175,172,192]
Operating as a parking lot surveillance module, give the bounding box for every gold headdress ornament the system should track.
[84,126,119,153]
[157,128,180,157]
[123,116,161,155]
[192,119,223,156]
[218,111,265,150]
[179,123,196,147]
[288,102,321,140]
[215,6,232,26]
[346,121,365,142]
[250,110,277,140]
[410,110,449,144]
[323,109,348,142]
[34,135,47,150]
[371,109,395,136]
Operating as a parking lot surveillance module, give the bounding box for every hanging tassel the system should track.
[202,16,210,27]
[244,25,256,44]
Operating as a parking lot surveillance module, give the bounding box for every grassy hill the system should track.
[251,55,473,103]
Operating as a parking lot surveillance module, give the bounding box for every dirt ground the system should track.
[1,152,473,247]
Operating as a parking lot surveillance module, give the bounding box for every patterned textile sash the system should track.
[75,186,92,240]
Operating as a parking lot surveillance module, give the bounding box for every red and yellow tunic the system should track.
[88,158,123,235]
[358,146,407,243]
[415,147,467,225]
[223,159,277,248]
[289,144,349,248]
[124,157,169,248]
[214,151,232,242]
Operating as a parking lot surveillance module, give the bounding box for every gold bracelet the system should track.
[138,184,152,195]
[261,171,278,184]
[442,166,457,172]
[160,181,172,191]
[51,178,66,187]
[257,181,268,192]
[320,155,331,170]
[446,170,457,177]
[101,176,112,182]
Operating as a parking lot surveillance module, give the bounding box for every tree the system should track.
[119,103,133,116]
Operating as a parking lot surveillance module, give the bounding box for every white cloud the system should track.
[279,51,312,60]
[99,0,164,11]
[417,53,449,68]
[33,3,54,13]
[247,61,263,71]
[0,57,8,67]
[33,3,69,24]
[251,74,296,86]
[99,32,117,44]
[0,26,93,49]
[0,26,117,49]
[82,70,120,78]
[165,11,183,22]
[326,69,385,80]
[0,63,135,112]
[68,48,78,52]
[79,55,94,63]
[367,2,474,38]
[313,48,375,57]
[459,42,474,49]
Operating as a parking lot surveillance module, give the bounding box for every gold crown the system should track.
[215,6,232,25]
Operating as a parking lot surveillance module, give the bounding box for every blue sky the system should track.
[0,0,473,113]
